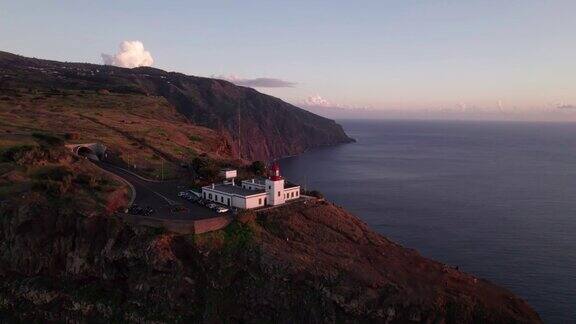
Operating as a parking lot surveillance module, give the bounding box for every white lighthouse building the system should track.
[201,163,300,209]
[266,163,285,206]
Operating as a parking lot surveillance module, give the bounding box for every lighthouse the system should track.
[265,162,286,206]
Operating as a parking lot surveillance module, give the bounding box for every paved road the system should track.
[96,161,220,220]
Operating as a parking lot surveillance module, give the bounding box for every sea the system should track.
[279,119,576,323]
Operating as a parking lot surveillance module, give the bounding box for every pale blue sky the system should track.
[1,0,575,112]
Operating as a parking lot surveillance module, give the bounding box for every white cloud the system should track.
[212,74,296,88]
[101,40,154,68]
[557,103,576,110]
[304,95,334,107]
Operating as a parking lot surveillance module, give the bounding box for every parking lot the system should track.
[97,162,227,220]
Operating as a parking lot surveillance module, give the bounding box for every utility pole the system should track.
[238,107,241,160]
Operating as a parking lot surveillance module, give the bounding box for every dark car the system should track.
[143,206,155,216]
[127,204,144,215]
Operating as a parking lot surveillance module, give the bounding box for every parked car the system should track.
[143,206,155,216]
[127,204,144,215]
[178,191,189,197]
[215,206,229,213]
[207,203,217,209]
[186,195,198,202]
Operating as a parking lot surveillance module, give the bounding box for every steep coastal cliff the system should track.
[0,190,541,323]
[0,51,353,161]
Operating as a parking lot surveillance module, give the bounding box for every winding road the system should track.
[95,161,219,220]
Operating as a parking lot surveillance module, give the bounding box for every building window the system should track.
[258,198,262,205]
[221,196,224,203]
[296,191,299,197]
[291,192,294,198]
[209,193,212,199]
[227,198,230,206]
[278,191,280,197]
[269,185,271,189]
[203,192,206,199]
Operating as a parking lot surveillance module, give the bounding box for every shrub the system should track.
[188,134,202,142]
[0,145,35,162]
[250,161,266,175]
[31,165,73,182]
[304,190,324,199]
[191,156,220,180]
[32,132,64,147]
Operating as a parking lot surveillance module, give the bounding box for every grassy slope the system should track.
[0,89,233,179]
[0,144,129,213]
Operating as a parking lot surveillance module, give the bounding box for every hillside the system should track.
[0,51,353,161]
[0,86,233,179]
[0,151,541,322]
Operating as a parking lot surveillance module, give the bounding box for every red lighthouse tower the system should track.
[268,162,283,181]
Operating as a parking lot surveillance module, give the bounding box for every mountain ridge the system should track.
[0,51,354,161]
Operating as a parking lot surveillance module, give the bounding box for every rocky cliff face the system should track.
[0,51,353,161]
[0,196,541,323]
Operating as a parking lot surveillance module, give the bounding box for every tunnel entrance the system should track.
[77,146,99,161]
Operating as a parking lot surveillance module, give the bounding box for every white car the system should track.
[216,206,229,213]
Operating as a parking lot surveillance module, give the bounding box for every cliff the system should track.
[0,201,541,323]
[0,150,541,323]
[0,51,353,161]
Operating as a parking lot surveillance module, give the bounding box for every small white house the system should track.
[202,164,300,209]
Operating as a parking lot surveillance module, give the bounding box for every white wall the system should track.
[203,189,233,206]
[202,187,268,209]
[245,194,267,209]
[266,179,285,206]
[284,187,301,201]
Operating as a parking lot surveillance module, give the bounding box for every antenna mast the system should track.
[237,107,241,160]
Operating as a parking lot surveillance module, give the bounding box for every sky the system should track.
[2,0,576,119]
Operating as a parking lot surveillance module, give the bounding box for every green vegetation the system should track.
[191,155,221,180]
[250,160,266,175]
[0,88,229,181]
[188,134,202,142]
[0,145,35,163]
[223,220,254,252]
[31,132,64,147]
[303,189,324,199]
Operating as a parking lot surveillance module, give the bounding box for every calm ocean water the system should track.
[280,120,576,323]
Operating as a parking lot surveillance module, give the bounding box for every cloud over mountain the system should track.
[101,41,154,68]
[213,74,295,88]
[304,95,333,107]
